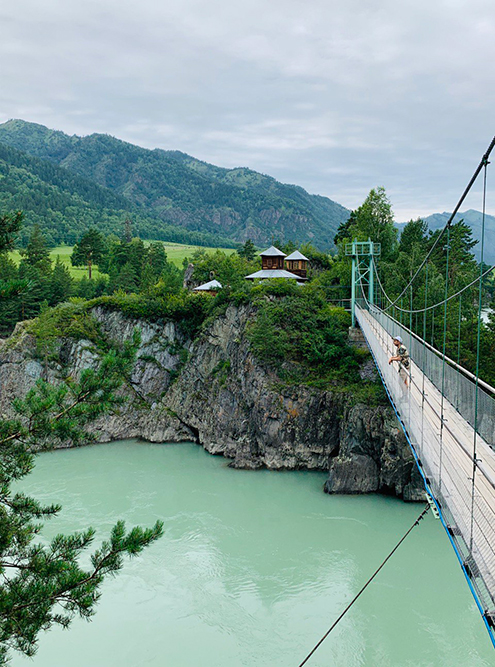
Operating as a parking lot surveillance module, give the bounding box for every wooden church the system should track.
[245,246,309,282]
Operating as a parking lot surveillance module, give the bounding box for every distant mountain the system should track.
[0,119,350,249]
[0,140,235,248]
[397,210,495,264]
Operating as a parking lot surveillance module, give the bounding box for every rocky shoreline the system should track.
[0,305,424,501]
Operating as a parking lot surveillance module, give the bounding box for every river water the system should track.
[11,440,494,666]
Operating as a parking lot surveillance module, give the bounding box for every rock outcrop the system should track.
[0,305,424,501]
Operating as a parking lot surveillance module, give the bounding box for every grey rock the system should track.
[0,305,424,501]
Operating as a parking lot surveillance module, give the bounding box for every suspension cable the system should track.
[470,158,489,548]
[297,504,430,667]
[355,263,495,397]
[372,254,495,315]
[379,137,495,310]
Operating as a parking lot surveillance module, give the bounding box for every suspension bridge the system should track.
[347,138,495,649]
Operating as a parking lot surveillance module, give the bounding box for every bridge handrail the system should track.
[358,301,495,449]
[368,304,495,398]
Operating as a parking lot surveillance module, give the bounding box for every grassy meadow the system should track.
[9,241,236,280]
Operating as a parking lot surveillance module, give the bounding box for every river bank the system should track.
[0,304,424,500]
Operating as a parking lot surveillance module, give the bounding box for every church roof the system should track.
[193,279,223,291]
[259,245,286,257]
[245,269,302,280]
[285,250,309,261]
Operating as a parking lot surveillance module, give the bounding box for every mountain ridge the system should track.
[0,138,235,247]
[0,119,350,249]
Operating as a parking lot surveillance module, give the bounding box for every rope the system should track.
[380,137,495,310]
[297,504,430,667]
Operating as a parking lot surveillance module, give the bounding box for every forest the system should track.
[0,120,349,249]
[2,183,495,388]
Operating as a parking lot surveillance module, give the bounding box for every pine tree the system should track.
[49,257,73,305]
[0,212,30,333]
[0,254,22,334]
[147,242,168,277]
[17,224,53,320]
[20,225,52,275]
[0,339,163,664]
[115,261,139,293]
[0,217,162,662]
[71,229,107,279]
[0,211,23,252]
[237,239,256,261]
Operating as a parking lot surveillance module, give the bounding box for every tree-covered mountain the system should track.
[0,119,350,249]
[0,140,236,247]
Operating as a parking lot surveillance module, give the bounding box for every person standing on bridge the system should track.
[389,335,410,386]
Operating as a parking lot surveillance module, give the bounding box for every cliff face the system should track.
[0,305,424,501]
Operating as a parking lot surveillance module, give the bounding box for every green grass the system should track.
[144,241,236,267]
[9,241,236,280]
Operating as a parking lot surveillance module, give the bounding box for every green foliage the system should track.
[300,243,333,272]
[0,340,163,664]
[0,211,23,253]
[49,257,73,305]
[250,277,300,299]
[71,228,107,279]
[335,188,398,262]
[186,249,259,289]
[0,140,237,249]
[247,286,360,386]
[89,289,212,338]
[237,239,256,260]
[27,302,103,348]
[20,224,52,275]
[398,218,428,255]
[101,237,181,295]
[212,359,231,386]
[333,210,356,246]
[76,276,108,300]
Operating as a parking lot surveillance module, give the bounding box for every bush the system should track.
[247,286,358,381]
[88,289,212,338]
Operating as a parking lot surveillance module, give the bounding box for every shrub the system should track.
[247,286,362,385]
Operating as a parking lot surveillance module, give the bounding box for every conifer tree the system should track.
[147,242,168,277]
[20,225,52,275]
[71,229,107,279]
[237,239,256,261]
[15,226,52,322]
[115,261,139,292]
[0,344,163,663]
[0,217,163,663]
[49,257,73,305]
[0,212,23,252]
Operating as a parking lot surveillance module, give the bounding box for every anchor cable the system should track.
[297,503,430,666]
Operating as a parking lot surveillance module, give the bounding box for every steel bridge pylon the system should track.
[345,239,381,327]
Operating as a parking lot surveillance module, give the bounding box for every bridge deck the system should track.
[356,305,495,616]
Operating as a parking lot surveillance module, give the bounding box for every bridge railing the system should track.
[367,304,495,450]
[356,303,495,625]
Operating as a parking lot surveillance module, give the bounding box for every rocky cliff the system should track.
[0,305,424,501]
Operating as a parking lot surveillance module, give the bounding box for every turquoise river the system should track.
[11,440,494,666]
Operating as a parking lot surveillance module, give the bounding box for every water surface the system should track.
[12,440,493,666]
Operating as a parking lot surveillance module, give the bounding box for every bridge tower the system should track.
[345,239,381,327]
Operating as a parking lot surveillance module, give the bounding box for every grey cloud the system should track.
[0,0,494,219]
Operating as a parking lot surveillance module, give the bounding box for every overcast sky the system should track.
[0,0,494,220]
